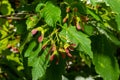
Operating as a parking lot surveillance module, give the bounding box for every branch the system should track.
[0,16,25,20]
[0,12,36,20]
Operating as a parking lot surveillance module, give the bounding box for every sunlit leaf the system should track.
[0,38,8,52]
[104,0,120,31]
[0,0,14,15]
[35,3,45,13]
[60,25,93,59]
[87,8,101,21]
[26,15,40,30]
[40,2,61,27]
[104,0,120,13]
[115,14,120,31]
[90,0,96,6]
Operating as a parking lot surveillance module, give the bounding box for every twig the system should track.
[0,12,36,20]
[0,16,25,20]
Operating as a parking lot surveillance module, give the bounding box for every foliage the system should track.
[0,0,120,80]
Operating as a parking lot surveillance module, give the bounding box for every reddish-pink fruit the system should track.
[48,47,52,54]
[76,23,81,30]
[61,53,66,59]
[42,44,47,50]
[66,7,70,13]
[68,46,74,51]
[10,47,19,53]
[56,59,59,64]
[52,45,56,51]
[65,48,69,53]
[63,17,67,23]
[31,29,38,35]
[50,54,55,61]
[65,48,72,57]
[74,7,78,12]
[7,44,11,49]
[81,26,84,31]
[67,52,72,57]
[81,16,89,22]
[38,35,43,42]
[70,44,76,47]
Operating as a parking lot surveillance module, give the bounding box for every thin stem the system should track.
[0,33,13,40]
[0,12,36,20]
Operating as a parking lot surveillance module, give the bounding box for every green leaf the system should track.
[35,3,45,13]
[104,0,120,31]
[0,57,24,79]
[40,2,61,27]
[97,27,120,46]
[24,41,49,80]
[0,38,8,53]
[104,0,120,13]
[0,0,14,15]
[87,8,101,21]
[84,25,94,36]
[26,15,40,30]
[0,18,7,26]
[115,14,120,31]
[45,58,66,80]
[64,0,75,4]
[14,21,27,34]
[60,25,93,59]
[90,0,96,6]
[71,1,86,14]
[91,35,119,80]
[79,53,91,67]
[0,29,8,52]
[62,75,69,80]
[24,41,37,57]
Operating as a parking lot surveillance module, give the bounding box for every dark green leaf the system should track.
[84,25,94,36]
[0,0,13,15]
[97,27,120,46]
[24,41,36,57]
[24,41,49,80]
[45,58,66,80]
[15,21,27,34]
[91,35,119,80]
